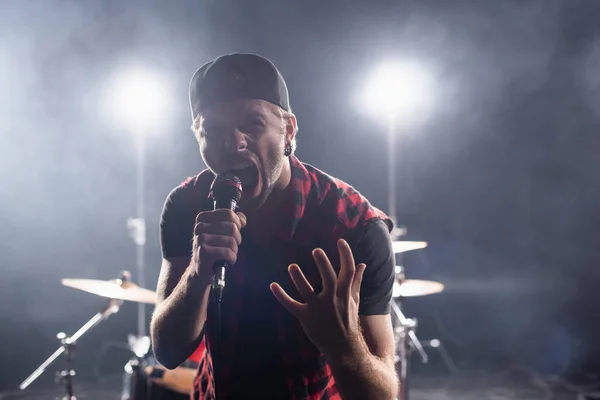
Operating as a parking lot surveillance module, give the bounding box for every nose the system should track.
[224,129,247,153]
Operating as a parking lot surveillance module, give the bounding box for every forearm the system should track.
[151,267,212,369]
[326,336,398,400]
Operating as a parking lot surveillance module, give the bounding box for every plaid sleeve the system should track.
[352,219,395,315]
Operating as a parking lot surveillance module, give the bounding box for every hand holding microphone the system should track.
[191,174,245,300]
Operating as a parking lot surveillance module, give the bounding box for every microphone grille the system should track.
[209,173,243,203]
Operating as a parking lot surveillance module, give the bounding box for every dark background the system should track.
[1,0,600,393]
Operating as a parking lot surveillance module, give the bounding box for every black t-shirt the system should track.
[160,185,395,399]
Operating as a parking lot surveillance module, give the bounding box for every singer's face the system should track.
[197,99,293,209]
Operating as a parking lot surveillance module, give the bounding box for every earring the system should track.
[284,143,292,157]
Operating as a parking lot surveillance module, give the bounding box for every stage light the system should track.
[361,61,434,124]
[105,66,170,132]
[102,65,171,339]
[358,60,435,236]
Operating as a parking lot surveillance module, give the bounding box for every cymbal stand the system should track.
[19,298,123,398]
[391,299,428,400]
[422,338,458,374]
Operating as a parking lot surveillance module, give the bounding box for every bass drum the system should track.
[122,356,195,400]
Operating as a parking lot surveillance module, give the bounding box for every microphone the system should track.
[208,173,243,303]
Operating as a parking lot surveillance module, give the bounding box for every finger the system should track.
[338,239,356,273]
[270,282,305,317]
[199,244,237,266]
[197,209,242,230]
[201,234,238,255]
[288,264,315,301]
[336,239,356,300]
[312,248,337,295]
[194,221,242,245]
[351,263,367,301]
[236,211,247,228]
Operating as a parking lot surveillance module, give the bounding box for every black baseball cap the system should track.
[189,53,291,119]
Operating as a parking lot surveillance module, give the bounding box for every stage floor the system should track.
[2,371,592,400]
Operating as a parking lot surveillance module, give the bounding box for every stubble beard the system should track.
[241,152,286,212]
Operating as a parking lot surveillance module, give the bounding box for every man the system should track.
[151,53,398,400]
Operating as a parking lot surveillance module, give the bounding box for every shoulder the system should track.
[300,162,392,233]
[159,170,214,258]
[164,169,215,205]
[161,169,215,220]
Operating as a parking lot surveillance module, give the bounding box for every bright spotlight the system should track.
[104,66,170,132]
[357,60,435,235]
[99,65,172,339]
[361,61,434,123]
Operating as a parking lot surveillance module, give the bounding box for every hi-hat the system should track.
[61,278,157,304]
[392,241,428,254]
[393,279,444,298]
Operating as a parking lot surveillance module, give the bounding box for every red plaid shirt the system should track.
[185,156,391,400]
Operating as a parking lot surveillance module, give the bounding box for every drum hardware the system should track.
[19,271,138,398]
[19,269,200,399]
[62,273,156,396]
[19,297,123,399]
[393,278,445,298]
[54,332,75,400]
[421,339,458,374]
[392,300,429,364]
[392,263,445,400]
[122,356,144,400]
[121,334,154,400]
[60,275,157,305]
[128,334,152,358]
[392,299,428,400]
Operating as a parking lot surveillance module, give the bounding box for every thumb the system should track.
[236,211,247,227]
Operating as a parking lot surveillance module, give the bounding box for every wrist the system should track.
[186,263,213,290]
[323,332,368,368]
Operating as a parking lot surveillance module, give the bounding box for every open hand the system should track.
[270,239,366,358]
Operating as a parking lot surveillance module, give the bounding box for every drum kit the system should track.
[19,271,197,400]
[18,241,444,400]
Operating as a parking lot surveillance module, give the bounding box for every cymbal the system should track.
[61,278,157,304]
[392,241,428,254]
[393,279,444,298]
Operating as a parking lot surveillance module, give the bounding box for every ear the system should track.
[191,114,205,143]
[285,112,298,144]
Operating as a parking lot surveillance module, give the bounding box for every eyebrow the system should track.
[244,105,269,116]
[245,112,267,121]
